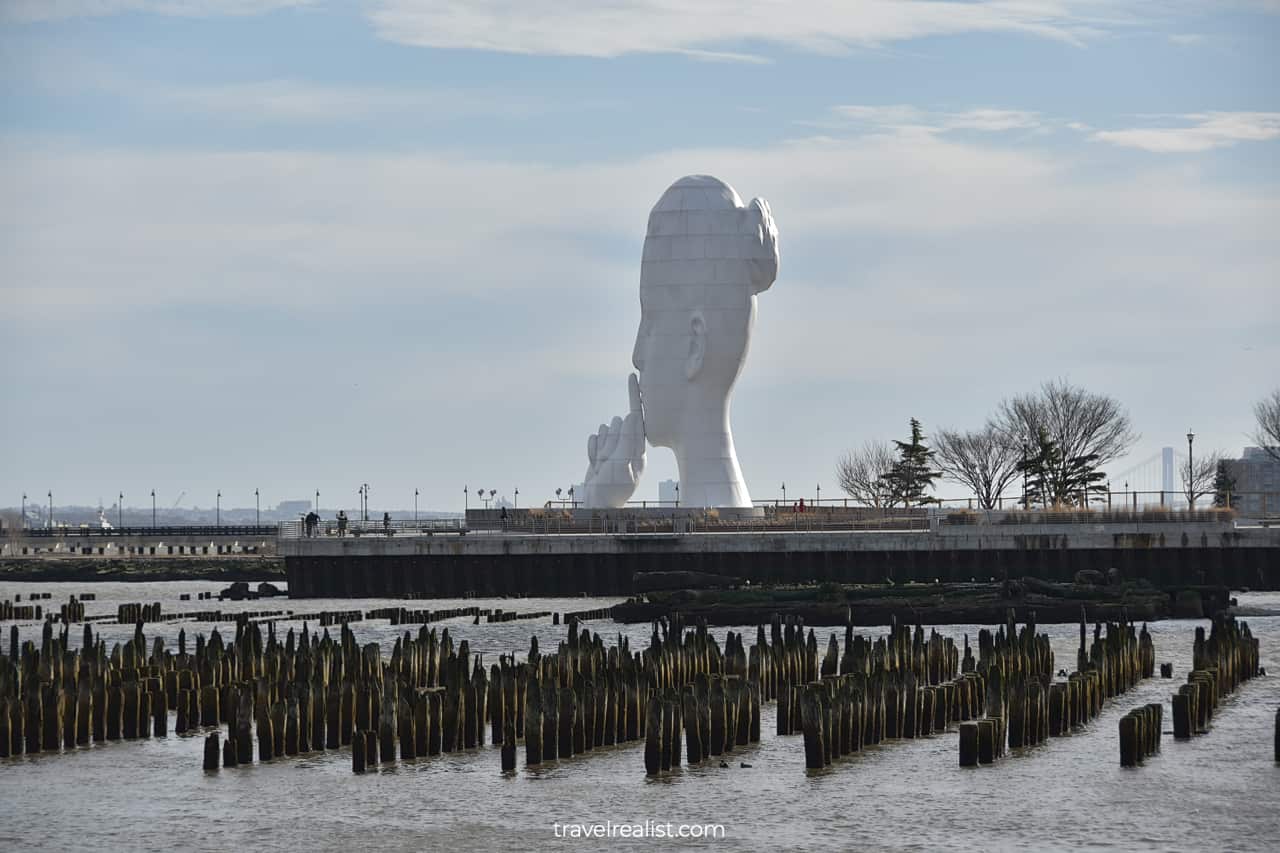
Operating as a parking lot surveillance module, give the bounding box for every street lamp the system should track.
[255,488,260,525]
[414,488,419,522]
[216,490,221,527]
[816,483,821,506]
[514,487,519,509]
[781,482,786,505]
[567,485,575,508]
[48,490,52,529]
[151,489,156,527]
[363,483,369,521]
[1187,429,1196,509]
[464,485,469,512]
[21,493,26,529]
[674,483,680,507]
[118,492,123,528]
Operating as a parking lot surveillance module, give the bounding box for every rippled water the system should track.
[1,581,1277,852]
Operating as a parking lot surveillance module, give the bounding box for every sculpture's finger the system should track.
[600,415,623,461]
[628,372,643,418]
[593,424,609,474]
[587,432,599,468]
[620,409,645,465]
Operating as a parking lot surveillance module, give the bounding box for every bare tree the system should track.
[1181,450,1224,508]
[1252,388,1280,462]
[993,378,1139,504]
[934,426,1021,510]
[836,441,898,507]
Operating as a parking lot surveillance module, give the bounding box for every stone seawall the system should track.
[283,523,1280,598]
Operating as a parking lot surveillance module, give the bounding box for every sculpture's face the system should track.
[631,176,777,448]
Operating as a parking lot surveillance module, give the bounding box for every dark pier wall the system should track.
[286,545,1280,598]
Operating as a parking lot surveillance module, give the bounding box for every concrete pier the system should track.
[282,520,1280,598]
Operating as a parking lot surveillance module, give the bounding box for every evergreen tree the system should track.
[1016,428,1106,507]
[1061,452,1108,506]
[1016,429,1058,508]
[883,418,941,506]
[1212,460,1237,508]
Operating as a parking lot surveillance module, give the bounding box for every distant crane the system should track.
[171,491,186,510]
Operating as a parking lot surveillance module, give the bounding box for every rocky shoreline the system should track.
[611,577,1244,626]
[0,556,285,583]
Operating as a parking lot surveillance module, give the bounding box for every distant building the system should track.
[1225,447,1280,516]
[277,499,311,516]
[658,479,679,505]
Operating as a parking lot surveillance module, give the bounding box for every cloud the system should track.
[1167,33,1204,45]
[5,123,1276,319]
[1093,112,1280,153]
[2,0,311,21]
[3,113,1277,509]
[141,78,562,122]
[363,0,1137,57]
[829,105,1043,135]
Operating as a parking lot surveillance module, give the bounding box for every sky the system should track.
[2,0,1278,513]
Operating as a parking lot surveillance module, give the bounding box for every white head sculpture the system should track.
[582,175,778,508]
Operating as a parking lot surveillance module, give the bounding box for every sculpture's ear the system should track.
[685,311,706,380]
[746,197,778,295]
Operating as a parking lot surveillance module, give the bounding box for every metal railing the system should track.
[16,525,278,538]
[280,518,466,539]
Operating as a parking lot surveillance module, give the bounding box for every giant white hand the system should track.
[582,373,647,508]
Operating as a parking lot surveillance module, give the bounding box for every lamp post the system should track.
[151,489,156,527]
[21,493,26,530]
[816,483,821,506]
[567,485,574,508]
[363,483,369,521]
[48,491,53,529]
[556,487,563,507]
[514,487,519,509]
[1021,443,1029,509]
[414,488,419,522]
[1187,429,1195,509]
[675,483,680,507]
[118,492,123,528]
[255,488,260,525]
[216,490,221,527]
[781,482,786,506]
[464,485,469,512]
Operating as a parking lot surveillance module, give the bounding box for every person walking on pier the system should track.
[383,511,391,536]
[337,510,348,537]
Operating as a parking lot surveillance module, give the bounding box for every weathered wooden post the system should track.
[959,721,978,767]
[800,686,825,770]
[1119,712,1141,767]
[977,718,996,765]
[352,729,366,773]
[644,694,662,776]
[203,732,220,771]
[501,721,517,773]
[708,678,726,757]
[558,687,575,760]
[1172,687,1193,739]
[524,677,542,767]
[427,690,443,756]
